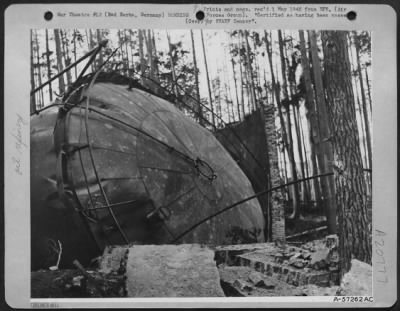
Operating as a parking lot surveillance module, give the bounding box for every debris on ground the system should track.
[31,268,126,298]
[31,235,372,298]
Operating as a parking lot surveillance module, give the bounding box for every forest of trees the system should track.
[30,29,372,275]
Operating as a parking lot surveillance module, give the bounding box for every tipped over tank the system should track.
[31,72,265,270]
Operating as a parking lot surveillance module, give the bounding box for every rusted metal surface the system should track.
[31,78,265,270]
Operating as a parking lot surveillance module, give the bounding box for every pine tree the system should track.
[190,30,203,125]
[278,30,300,219]
[30,30,36,113]
[321,31,372,275]
[45,29,53,102]
[54,29,65,94]
[298,30,322,204]
[309,30,337,234]
[200,30,216,130]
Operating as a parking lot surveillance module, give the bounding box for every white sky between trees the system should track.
[32,29,372,181]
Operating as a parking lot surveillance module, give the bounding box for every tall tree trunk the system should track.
[237,32,249,115]
[150,30,162,95]
[293,105,311,203]
[88,30,95,72]
[30,30,36,113]
[146,30,155,80]
[128,31,134,72]
[166,31,180,107]
[138,30,147,86]
[244,30,257,110]
[309,30,337,234]
[54,29,65,94]
[143,30,158,93]
[61,30,72,86]
[45,29,53,102]
[252,36,263,101]
[353,33,372,172]
[73,30,78,79]
[200,30,216,130]
[151,30,161,81]
[321,31,372,276]
[298,30,322,204]
[124,30,130,74]
[355,92,370,169]
[117,30,127,75]
[348,35,370,195]
[34,31,44,108]
[223,53,235,122]
[190,30,203,125]
[298,112,311,187]
[238,49,246,117]
[364,67,372,113]
[281,146,289,184]
[286,38,309,202]
[231,59,241,121]
[96,30,104,70]
[278,30,300,219]
[264,30,290,189]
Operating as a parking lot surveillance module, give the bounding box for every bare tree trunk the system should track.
[151,30,161,81]
[264,30,290,189]
[73,30,78,79]
[298,30,322,204]
[117,29,127,75]
[138,30,146,86]
[145,30,154,80]
[54,29,65,94]
[124,30,130,74]
[281,146,289,184]
[61,30,72,86]
[127,31,134,71]
[293,105,311,203]
[45,29,53,102]
[143,30,158,93]
[244,30,257,110]
[200,30,216,130]
[309,30,337,234]
[278,30,300,219]
[222,53,235,122]
[150,30,162,95]
[353,33,372,172]
[190,30,203,125]
[355,93,369,169]
[34,31,44,107]
[252,36,263,102]
[298,112,311,186]
[88,30,95,72]
[96,30,104,69]
[238,48,246,117]
[364,67,372,113]
[30,30,36,113]
[231,59,241,121]
[166,31,180,107]
[321,31,371,276]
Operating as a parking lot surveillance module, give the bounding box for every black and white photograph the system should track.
[29,28,373,298]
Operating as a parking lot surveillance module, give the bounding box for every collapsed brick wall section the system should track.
[215,238,340,288]
[236,254,338,287]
